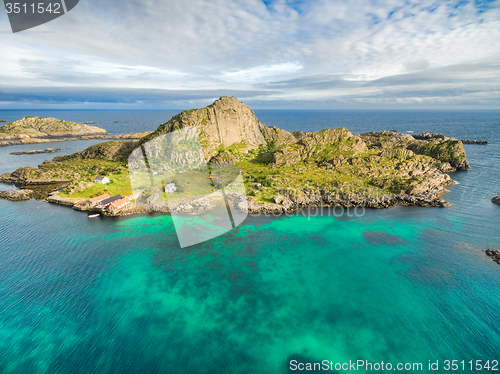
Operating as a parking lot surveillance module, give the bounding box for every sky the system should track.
[0,0,499,109]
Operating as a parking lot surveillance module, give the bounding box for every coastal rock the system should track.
[0,131,151,147]
[47,194,77,207]
[485,249,500,265]
[461,139,489,145]
[0,189,34,201]
[10,148,62,155]
[0,117,108,139]
[0,173,16,183]
[492,195,500,205]
[412,132,451,141]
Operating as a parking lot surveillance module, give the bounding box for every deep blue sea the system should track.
[0,109,499,373]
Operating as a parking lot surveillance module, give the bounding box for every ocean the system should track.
[0,109,499,373]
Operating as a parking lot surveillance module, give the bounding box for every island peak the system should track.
[0,116,108,139]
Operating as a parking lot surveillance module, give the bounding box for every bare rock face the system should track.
[361,131,470,172]
[0,189,34,201]
[0,117,108,139]
[140,96,294,160]
[271,128,367,166]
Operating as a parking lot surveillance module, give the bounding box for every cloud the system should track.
[0,0,499,108]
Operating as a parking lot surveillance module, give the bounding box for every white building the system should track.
[165,183,177,193]
[94,176,110,184]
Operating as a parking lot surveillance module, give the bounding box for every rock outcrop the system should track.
[0,117,108,139]
[0,130,151,147]
[360,131,470,171]
[461,139,489,145]
[140,96,294,160]
[11,148,61,155]
[485,249,500,265]
[271,128,366,166]
[53,140,138,162]
[0,189,34,201]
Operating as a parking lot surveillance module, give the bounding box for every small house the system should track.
[94,176,110,184]
[165,183,177,193]
[87,193,111,206]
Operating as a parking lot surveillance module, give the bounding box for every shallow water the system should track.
[0,110,499,373]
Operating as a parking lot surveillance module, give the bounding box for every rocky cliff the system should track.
[0,117,108,139]
[139,96,295,160]
[360,131,470,172]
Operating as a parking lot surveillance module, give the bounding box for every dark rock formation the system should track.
[461,140,489,145]
[485,249,500,265]
[11,148,62,155]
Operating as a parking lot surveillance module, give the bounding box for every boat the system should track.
[88,214,100,218]
[84,121,97,124]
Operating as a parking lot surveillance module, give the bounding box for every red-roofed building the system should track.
[97,195,122,209]
[108,195,133,212]
[86,193,111,206]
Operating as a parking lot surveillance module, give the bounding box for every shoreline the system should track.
[0,131,153,147]
[0,182,452,217]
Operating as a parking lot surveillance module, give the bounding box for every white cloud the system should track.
[220,62,303,83]
[0,0,499,107]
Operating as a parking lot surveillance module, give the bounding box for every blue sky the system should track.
[1,0,499,109]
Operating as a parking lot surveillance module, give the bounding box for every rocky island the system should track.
[0,116,152,147]
[0,97,470,215]
[0,116,108,139]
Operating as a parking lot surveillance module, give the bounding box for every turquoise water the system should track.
[0,110,499,373]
